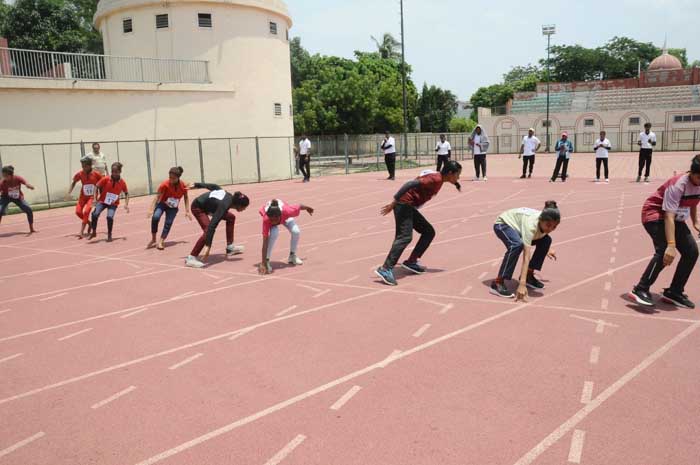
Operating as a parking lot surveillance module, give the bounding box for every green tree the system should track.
[503,64,542,92]
[370,33,401,61]
[690,60,700,68]
[416,83,457,133]
[541,44,603,82]
[289,36,310,88]
[448,117,476,133]
[469,83,513,120]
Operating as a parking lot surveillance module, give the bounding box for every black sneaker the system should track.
[526,274,545,289]
[528,173,532,178]
[375,267,397,286]
[662,289,695,309]
[629,287,654,306]
[490,281,514,298]
[520,174,526,179]
[401,261,427,274]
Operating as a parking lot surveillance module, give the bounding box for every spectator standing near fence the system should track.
[637,123,656,183]
[381,132,397,180]
[519,129,541,179]
[298,135,312,183]
[86,142,109,176]
[469,125,490,181]
[435,134,452,172]
[550,132,574,182]
[594,131,612,183]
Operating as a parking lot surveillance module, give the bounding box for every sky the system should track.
[286,0,700,100]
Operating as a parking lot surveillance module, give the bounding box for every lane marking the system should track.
[57,328,93,341]
[263,434,307,465]
[439,303,454,315]
[511,323,700,465]
[91,385,136,409]
[412,324,431,338]
[611,247,617,253]
[0,432,45,459]
[168,353,203,371]
[601,298,609,311]
[0,309,11,315]
[170,291,195,301]
[125,262,141,270]
[203,273,220,280]
[275,305,298,317]
[39,292,68,302]
[580,381,594,404]
[569,314,619,332]
[0,353,23,364]
[307,247,319,253]
[313,289,331,299]
[477,271,489,280]
[343,275,359,283]
[589,346,600,365]
[609,256,616,264]
[378,349,403,368]
[120,308,149,319]
[213,276,235,286]
[567,430,586,464]
[460,285,473,296]
[613,238,619,244]
[418,298,450,308]
[228,329,253,342]
[330,385,362,411]
[603,281,612,292]
[297,284,323,293]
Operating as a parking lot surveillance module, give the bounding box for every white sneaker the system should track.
[265,259,273,273]
[185,255,205,268]
[226,244,245,255]
[483,176,488,181]
[644,177,650,183]
[473,177,480,181]
[288,253,303,265]
[594,178,600,183]
[605,179,609,183]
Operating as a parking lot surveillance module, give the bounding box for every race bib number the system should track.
[675,207,690,222]
[104,192,119,205]
[8,187,20,199]
[166,197,180,209]
[82,184,95,196]
[209,190,226,201]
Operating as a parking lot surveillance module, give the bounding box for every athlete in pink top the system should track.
[258,199,314,274]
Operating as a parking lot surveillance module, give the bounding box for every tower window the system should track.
[123,18,133,34]
[274,103,282,116]
[156,14,169,29]
[629,117,640,125]
[269,22,278,35]
[584,118,594,126]
[198,13,212,28]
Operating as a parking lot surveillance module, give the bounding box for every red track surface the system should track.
[1,152,699,465]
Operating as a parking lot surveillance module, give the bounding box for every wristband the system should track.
[667,242,676,246]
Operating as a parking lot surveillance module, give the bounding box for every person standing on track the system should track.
[298,135,312,183]
[435,134,452,172]
[629,154,700,309]
[0,165,36,233]
[469,125,490,181]
[550,132,574,182]
[66,157,103,238]
[637,123,657,183]
[89,162,129,242]
[594,131,612,183]
[147,167,192,250]
[86,142,109,176]
[490,201,561,300]
[185,183,249,268]
[519,128,541,179]
[374,160,462,286]
[258,199,314,275]
[381,131,397,181]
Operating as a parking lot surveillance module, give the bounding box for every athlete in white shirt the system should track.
[519,129,541,179]
[381,132,397,180]
[434,134,452,171]
[637,123,656,183]
[298,135,312,182]
[594,130,612,183]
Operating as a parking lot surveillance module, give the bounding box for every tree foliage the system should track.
[448,117,476,133]
[416,83,457,133]
[469,84,513,113]
[370,33,401,61]
[503,64,542,92]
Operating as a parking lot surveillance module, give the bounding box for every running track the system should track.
[1,152,699,465]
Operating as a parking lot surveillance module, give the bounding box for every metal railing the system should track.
[0,47,210,84]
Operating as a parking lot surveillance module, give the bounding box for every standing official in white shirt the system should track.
[298,135,312,183]
[519,128,541,179]
[434,134,452,172]
[594,130,612,183]
[86,142,109,176]
[469,125,490,181]
[637,122,656,183]
[381,132,396,180]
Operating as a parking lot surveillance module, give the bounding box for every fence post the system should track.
[40,144,52,208]
[694,129,697,152]
[80,141,85,158]
[228,139,235,184]
[0,147,3,171]
[173,140,178,166]
[197,138,205,183]
[344,133,349,175]
[287,137,293,180]
[144,139,153,194]
[255,136,262,183]
[115,141,121,163]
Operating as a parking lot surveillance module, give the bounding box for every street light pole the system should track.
[542,24,556,153]
[400,0,409,165]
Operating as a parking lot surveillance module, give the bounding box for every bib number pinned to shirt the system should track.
[8,188,20,199]
[82,184,95,196]
[166,197,180,208]
[104,192,119,205]
[675,207,690,222]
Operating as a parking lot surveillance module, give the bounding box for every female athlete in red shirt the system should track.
[66,157,103,238]
[89,162,129,242]
[0,165,36,233]
[147,167,191,250]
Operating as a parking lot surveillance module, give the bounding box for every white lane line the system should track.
[91,385,136,409]
[0,308,11,315]
[296,284,323,293]
[477,271,489,280]
[439,303,454,315]
[57,328,93,341]
[227,329,252,342]
[0,353,23,365]
[120,307,149,319]
[567,430,586,464]
[611,247,617,253]
[168,353,203,371]
[312,289,331,299]
[460,285,473,296]
[589,346,600,365]
[307,247,319,253]
[491,261,498,268]
[39,292,68,302]
[365,225,376,231]
[214,276,235,286]
[379,349,403,368]
[125,262,141,269]
[512,323,700,465]
[263,434,307,465]
[603,281,612,292]
[609,256,616,264]
[275,305,298,317]
[330,385,362,411]
[170,291,195,301]
[580,381,594,404]
[614,231,620,237]
[0,432,45,459]
[570,314,618,332]
[613,238,619,244]
[343,275,359,283]
[203,273,220,280]
[412,324,431,338]
[601,298,609,311]
[595,321,606,334]
[418,297,450,308]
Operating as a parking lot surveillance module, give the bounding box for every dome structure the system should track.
[649,49,682,71]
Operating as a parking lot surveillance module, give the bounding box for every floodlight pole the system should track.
[400,0,409,162]
[542,24,556,153]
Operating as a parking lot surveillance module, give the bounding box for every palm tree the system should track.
[371,33,401,61]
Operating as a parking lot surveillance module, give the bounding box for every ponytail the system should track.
[540,200,561,223]
[233,191,250,208]
[266,199,282,218]
[169,166,184,178]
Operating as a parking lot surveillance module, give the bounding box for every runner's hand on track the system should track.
[515,284,528,302]
[547,249,557,261]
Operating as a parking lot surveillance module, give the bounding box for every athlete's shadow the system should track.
[479,278,544,299]
[86,237,127,245]
[206,254,245,266]
[0,231,32,238]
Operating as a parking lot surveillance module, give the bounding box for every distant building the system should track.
[456,100,473,119]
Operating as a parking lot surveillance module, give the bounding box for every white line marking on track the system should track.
[307,247,319,253]
[601,298,609,310]
[614,231,620,236]
[125,262,141,269]
[609,256,616,264]
[580,381,594,404]
[477,271,488,280]
[460,285,473,296]
[263,434,307,465]
[91,386,136,409]
[312,289,331,298]
[603,281,612,292]
[611,247,617,253]
[57,328,93,341]
[379,349,402,368]
[567,430,586,463]
[168,353,203,371]
[214,276,235,285]
[296,284,323,293]
[120,308,149,319]
[330,385,362,411]
[0,432,45,459]
[589,346,600,365]
[412,324,431,338]
[0,353,23,364]
[418,297,450,308]
[0,308,11,315]
[39,292,68,302]
[275,305,298,317]
[170,291,195,301]
[343,275,359,283]
[570,314,618,331]
[512,323,700,465]
[613,238,619,244]
[439,303,454,315]
[203,273,220,280]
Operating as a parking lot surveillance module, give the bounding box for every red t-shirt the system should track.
[72,170,103,201]
[641,173,700,224]
[396,172,444,208]
[0,175,27,200]
[97,176,128,206]
[157,180,188,208]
